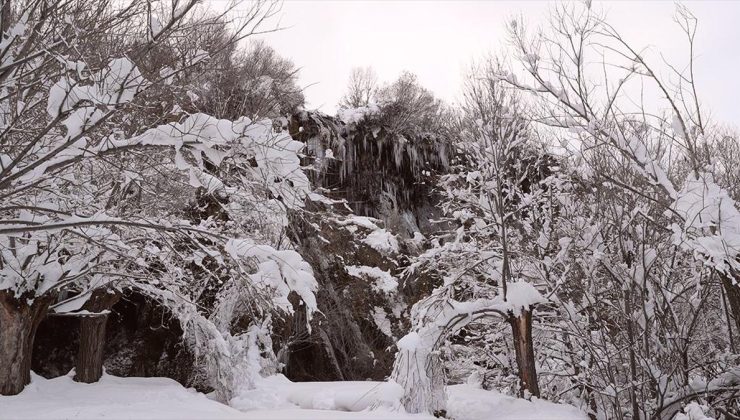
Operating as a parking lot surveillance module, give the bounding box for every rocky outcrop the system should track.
[33,290,209,391]
[277,110,450,381]
[289,110,449,237]
[31,109,453,387]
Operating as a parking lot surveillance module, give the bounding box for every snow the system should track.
[334,215,383,230]
[337,105,380,125]
[672,172,740,274]
[233,376,585,420]
[1,373,587,420]
[389,280,547,413]
[331,215,400,254]
[242,409,420,419]
[149,16,163,38]
[671,115,687,140]
[47,57,145,119]
[362,229,400,254]
[346,265,398,293]
[446,384,586,420]
[372,306,395,337]
[225,239,318,319]
[505,279,547,316]
[673,402,713,420]
[0,373,246,420]
[397,331,421,351]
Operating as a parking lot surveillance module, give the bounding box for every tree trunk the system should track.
[0,290,54,395]
[719,269,740,336]
[509,309,540,398]
[76,315,109,383]
[624,286,641,419]
[74,288,120,383]
[1,0,11,37]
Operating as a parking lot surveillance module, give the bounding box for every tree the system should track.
[388,60,553,413]
[0,0,319,397]
[504,3,739,290]
[375,71,446,135]
[192,39,305,120]
[339,66,378,109]
[495,3,740,417]
[453,61,558,398]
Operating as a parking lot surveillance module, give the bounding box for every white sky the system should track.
[235,0,739,127]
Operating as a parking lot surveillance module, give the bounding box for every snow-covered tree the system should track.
[495,3,740,417]
[388,60,554,413]
[0,0,318,398]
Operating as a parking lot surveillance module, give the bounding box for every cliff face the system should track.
[33,291,209,390]
[279,110,450,381]
[289,110,449,238]
[32,109,453,387]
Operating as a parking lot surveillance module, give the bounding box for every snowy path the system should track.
[0,373,587,420]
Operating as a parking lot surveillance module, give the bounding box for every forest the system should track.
[0,1,738,419]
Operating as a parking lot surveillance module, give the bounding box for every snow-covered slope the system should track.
[0,373,587,420]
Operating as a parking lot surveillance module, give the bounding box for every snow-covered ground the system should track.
[0,373,245,420]
[0,373,587,420]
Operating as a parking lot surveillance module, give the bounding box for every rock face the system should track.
[101,291,206,389]
[277,110,450,381]
[280,210,403,381]
[32,109,452,387]
[33,290,209,391]
[289,110,449,238]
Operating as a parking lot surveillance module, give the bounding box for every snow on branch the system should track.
[225,239,318,321]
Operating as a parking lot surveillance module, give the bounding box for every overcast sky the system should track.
[239,0,739,126]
